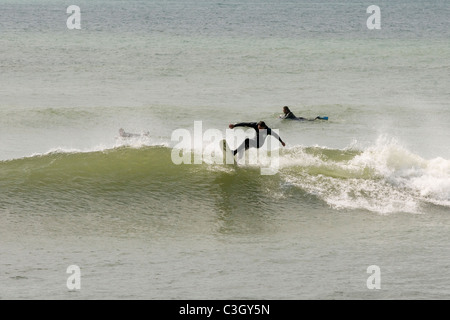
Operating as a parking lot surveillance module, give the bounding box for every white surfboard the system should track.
[221,139,236,165]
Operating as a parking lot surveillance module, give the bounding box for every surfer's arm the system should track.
[229,122,258,129]
[268,129,286,147]
[281,112,297,120]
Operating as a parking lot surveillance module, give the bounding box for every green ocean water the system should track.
[0,0,449,299]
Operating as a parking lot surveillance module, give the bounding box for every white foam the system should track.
[351,136,450,207]
[281,136,450,214]
[114,134,170,149]
[25,137,170,160]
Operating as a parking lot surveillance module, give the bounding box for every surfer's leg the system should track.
[233,138,259,156]
[233,138,249,156]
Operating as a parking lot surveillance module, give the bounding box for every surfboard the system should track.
[221,139,236,165]
[279,115,328,121]
[306,116,328,121]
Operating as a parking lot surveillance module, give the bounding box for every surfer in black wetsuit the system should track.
[279,106,325,121]
[228,121,286,156]
[119,128,138,137]
[280,106,306,120]
[119,128,149,138]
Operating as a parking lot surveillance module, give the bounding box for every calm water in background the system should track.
[0,0,449,299]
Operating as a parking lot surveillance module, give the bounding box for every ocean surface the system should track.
[0,0,449,299]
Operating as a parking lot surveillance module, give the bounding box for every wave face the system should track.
[1,137,449,215]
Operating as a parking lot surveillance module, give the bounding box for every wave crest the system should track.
[1,138,448,214]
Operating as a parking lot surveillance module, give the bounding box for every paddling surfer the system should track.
[279,106,326,121]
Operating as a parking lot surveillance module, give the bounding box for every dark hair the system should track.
[283,106,291,112]
[257,121,268,128]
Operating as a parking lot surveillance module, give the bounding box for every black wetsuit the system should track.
[232,122,284,156]
[280,112,306,120]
